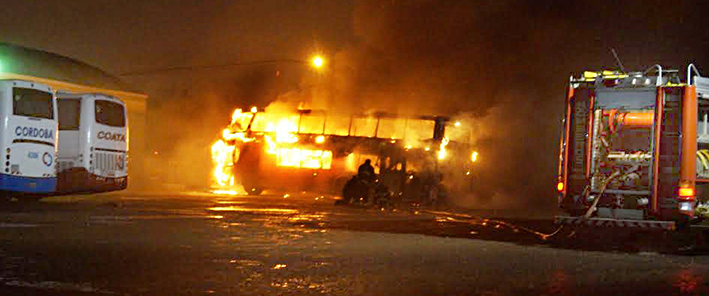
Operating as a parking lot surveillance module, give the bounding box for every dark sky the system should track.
[2,0,708,206]
[0,0,354,74]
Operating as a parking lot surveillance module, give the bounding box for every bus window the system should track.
[95,100,125,127]
[13,88,53,119]
[58,99,81,130]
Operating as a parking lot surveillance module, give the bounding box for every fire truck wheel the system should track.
[247,187,263,196]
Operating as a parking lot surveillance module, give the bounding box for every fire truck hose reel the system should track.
[607,110,654,134]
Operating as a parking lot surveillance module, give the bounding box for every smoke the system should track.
[310,0,569,209]
[135,0,708,208]
[137,66,284,190]
[223,0,569,208]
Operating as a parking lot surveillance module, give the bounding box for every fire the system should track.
[222,128,254,142]
[263,118,333,169]
[438,137,449,160]
[274,148,333,169]
[211,139,236,186]
[211,107,335,188]
[210,108,256,188]
[268,118,299,144]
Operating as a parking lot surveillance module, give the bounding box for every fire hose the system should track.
[422,170,624,241]
[697,150,709,172]
[422,210,568,241]
[583,170,622,219]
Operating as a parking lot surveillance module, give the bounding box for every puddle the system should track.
[207,206,299,215]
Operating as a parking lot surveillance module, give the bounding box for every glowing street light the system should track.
[311,56,324,69]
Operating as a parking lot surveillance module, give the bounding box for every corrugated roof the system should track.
[0,43,137,93]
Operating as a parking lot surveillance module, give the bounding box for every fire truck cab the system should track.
[557,64,709,229]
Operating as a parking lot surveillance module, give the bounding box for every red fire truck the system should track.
[556,64,709,229]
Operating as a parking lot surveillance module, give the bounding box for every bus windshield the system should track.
[13,88,54,119]
[95,100,125,127]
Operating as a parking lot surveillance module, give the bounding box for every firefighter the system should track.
[358,159,376,183]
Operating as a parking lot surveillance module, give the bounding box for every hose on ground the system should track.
[423,210,570,241]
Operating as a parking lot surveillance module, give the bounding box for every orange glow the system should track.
[222,129,254,142]
[268,119,298,143]
[557,182,564,192]
[211,140,236,186]
[437,137,449,160]
[471,151,478,162]
[211,105,447,187]
[274,148,333,169]
[261,117,333,169]
[312,56,324,68]
[679,187,695,197]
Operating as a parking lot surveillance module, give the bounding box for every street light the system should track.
[311,56,324,69]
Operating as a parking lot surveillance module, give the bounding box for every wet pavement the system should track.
[0,191,709,295]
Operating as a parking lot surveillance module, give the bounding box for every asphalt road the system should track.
[0,190,708,295]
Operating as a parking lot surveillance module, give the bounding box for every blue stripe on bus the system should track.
[0,174,56,193]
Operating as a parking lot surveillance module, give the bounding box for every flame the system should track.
[211,108,337,188]
[222,129,254,142]
[231,108,243,123]
[211,105,462,188]
[269,119,299,143]
[438,137,449,160]
[273,148,333,169]
[211,140,236,186]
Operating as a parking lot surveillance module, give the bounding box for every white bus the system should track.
[0,79,58,195]
[56,92,128,193]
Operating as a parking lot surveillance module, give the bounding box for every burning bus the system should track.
[211,107,478,204]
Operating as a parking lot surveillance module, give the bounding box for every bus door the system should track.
[57,98,82,172]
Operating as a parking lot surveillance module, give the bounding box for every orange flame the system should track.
[211,140,236,186]
[211,108,334,188]
[438,137,449,160]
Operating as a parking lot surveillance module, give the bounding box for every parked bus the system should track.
[56,92,128,193]
[0,79,58,197]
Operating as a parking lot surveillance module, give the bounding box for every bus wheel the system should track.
[247,187,263,196]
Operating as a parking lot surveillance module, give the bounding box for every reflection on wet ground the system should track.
[1,192,709,295]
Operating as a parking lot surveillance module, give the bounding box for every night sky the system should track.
[2,0,708,207]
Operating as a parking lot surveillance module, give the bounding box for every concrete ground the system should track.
[0,190,707,295]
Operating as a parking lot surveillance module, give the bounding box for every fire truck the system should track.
[556,64,709,229]
[213,108,477,205]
